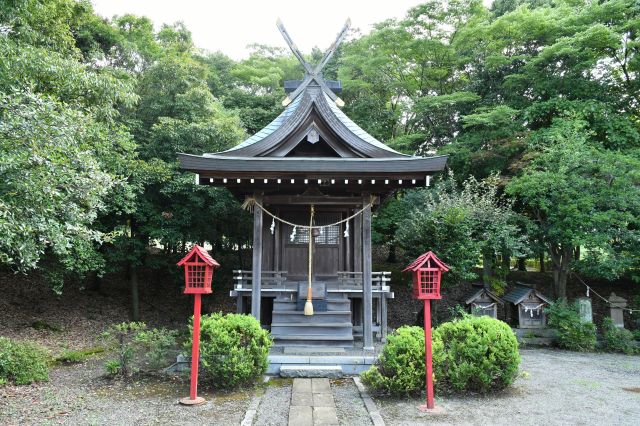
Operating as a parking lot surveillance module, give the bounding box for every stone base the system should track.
[418,404,444,414]
[179,396,205,406]
[280,365,343,378]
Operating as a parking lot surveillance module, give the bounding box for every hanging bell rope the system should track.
[304,205,315,316]
[242,195,376,230]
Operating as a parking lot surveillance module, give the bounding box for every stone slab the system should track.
[292,378,313,393]
[284,347,346,355]
[291,392,314,406]
[312,378,331,393]
[281,366,343,378]
[269,355,310,364]
[313,406,339,425]
[312,392,334,408]
[289,405,313,426]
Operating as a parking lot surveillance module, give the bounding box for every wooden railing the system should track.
[233,270,391,291]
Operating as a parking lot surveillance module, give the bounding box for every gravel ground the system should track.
[254,378,292,426]
[373,349,640,426]
[332,378,372,426]
[0,354,253,426]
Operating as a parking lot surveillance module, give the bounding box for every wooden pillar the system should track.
[362,194,373,350]
[354,213,362,273]
[251,193,263,321]
[381,293,388,341]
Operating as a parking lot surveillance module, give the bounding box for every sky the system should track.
[91,0,427,60]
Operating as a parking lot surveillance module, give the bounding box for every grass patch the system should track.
[54,347,105,364]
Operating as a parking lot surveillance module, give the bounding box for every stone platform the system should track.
[268,343,381,377]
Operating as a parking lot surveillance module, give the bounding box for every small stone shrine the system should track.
[503,284,551,329]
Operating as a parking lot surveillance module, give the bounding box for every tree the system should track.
[396,174,529,286]
[0,16,138,291]
[507,119,640,298]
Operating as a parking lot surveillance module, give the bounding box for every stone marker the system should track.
[577,297,593,323]
[609,293,627,328]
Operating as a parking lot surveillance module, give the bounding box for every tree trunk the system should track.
[502,253,510,271]
[517,257,527,271]
[128,262,139,321]
[387,244,397,263]
[549,243,573,300]
[539,252,545,273]
[482,251,493,285]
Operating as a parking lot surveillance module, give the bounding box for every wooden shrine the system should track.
[464,285,503,319]
[178,20,447,349]
[503,284,552,328]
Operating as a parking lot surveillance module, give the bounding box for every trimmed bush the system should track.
[546,301,597,351]
[433,315,520,393]
[601,318,637,354]
[362,316,521,396]
[0,337,49,385]
[195,313,271,389]
[361,326,425,396]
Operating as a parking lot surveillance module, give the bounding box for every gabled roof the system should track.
[503,285,551,305]
[211,86,407,159]
[464,287,504,305]
[402,251,450,272]
[177,245,220,268]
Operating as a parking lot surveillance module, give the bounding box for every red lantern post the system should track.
[177,245,220,405]
[403,251,448,412]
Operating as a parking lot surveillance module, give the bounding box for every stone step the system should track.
[283,347,346,355]
[326,299,350,311]
[272,311,351,324]
[271,322,353,336]
[273,334,354,347]
[273,300,297,311]
[280,365,343,378]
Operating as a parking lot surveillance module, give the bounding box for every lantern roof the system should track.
[502,284,551,305]
[403,251,450,273]
[177,245,220,268]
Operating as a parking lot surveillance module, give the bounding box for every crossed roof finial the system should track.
[276,18,351,107]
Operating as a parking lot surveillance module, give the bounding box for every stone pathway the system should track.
[288,378,339,426]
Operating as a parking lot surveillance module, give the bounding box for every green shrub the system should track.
[361,326,425,396]
[601,318,637,354]
[136,328,179,369]
[546,301,597,351]
[433,315,520,393]
[194,313,271,389]
[362,317,521,396]
[102,321,147,377]
[0,337,49,385]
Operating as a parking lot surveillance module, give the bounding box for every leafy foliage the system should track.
[136,328,179,370]
[102,321,147,377]
[362,317,521,396]
[545,301,597,351]
[433,315,521,393]
[0,337,49,385]
[600,317,637,355]
[195,313,272,389]
[361,326,426,396]
[396,174,529,284]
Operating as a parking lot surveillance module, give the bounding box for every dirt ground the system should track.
[1,349,638,425]
[374,349,640,426]
[0,352,254,426]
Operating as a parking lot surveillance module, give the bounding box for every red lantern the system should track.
[403,251,448,300]
[177,245,219,406]
[403,251,448,413]
[178,245,219,294]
